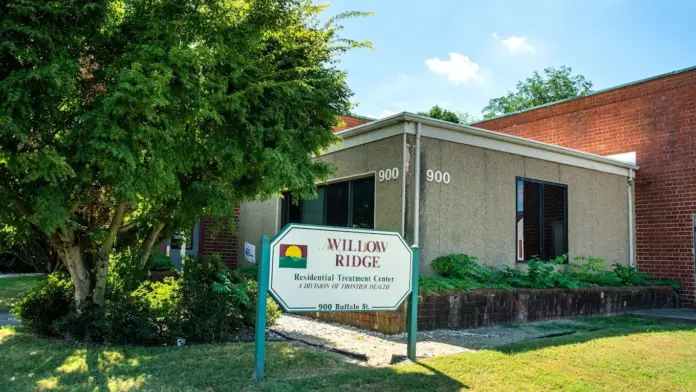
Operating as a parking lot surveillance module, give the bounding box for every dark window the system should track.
[171,226,194,250]
[516,178,567,262]
[282,177,375,229]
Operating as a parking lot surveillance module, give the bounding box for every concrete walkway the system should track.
[0,312,21,327]
[628,308,696,325]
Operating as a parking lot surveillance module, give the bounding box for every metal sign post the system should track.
[253,224,418,382]
[407,245,419,361]
[253,236,270,382]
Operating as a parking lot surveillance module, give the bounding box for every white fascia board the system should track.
[324,112,639,176]
[322,121,406,154]
[604,151,637,165]
[420,124,633,176]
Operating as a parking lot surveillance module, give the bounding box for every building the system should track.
[160,115,374,269]
[236,113,637,276]
[472,66,696,304]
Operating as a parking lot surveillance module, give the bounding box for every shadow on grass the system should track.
[0,327,465,392]
[493,316,696,354]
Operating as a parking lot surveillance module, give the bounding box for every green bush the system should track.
[421,253,680,294]
[101,277,182,345]
[431,254,490,281]
[107,249,149,297]
[14,255,281,345]
[12,272,73,335]
[147,252,176,272]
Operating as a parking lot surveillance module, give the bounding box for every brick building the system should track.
[473,66,696,305]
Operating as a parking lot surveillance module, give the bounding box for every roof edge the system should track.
[336,112,639,171]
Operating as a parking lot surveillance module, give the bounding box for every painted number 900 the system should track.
[378,168,399,182]
[426,170,451,184]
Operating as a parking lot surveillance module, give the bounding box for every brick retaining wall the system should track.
[307,286,675,334]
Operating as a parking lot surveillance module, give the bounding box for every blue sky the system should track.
[320,0,696,120]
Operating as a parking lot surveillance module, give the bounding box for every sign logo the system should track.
[278,244,307,269]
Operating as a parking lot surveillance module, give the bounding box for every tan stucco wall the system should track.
[417,136,631,274]
[316,132,405,232]
[236,198,279,265]
[236,123,631,272]
[236,132,406,264]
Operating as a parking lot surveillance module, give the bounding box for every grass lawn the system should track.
[0,275,45,312]
[1,317,695,391]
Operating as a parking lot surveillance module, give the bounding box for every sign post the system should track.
[407,245,419,361]
[253,236,270,382]
[254,224,417,382]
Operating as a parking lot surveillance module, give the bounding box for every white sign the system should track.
[268,225,413,312]
[245,242,256,263]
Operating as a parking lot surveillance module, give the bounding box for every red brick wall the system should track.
[474,68,696,304]
[333,115,373,133]
[198,206,240,267]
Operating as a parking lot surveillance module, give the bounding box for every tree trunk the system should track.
[50,231,90,307]
[93,202,127,306]
[139,221,166,269]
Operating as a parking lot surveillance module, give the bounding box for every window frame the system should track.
[281,174,376,229]
[515,176,569,263]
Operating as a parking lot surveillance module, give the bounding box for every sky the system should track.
[319,0,696,120]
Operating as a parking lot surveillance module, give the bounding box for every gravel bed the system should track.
[270,314,592,367]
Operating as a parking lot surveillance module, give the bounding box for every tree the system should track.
[417,105,479,124]
[482,66,593,119]
[0,0,367,306]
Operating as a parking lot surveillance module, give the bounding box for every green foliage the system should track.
[526,255,567,288]
[482,66,593,119]
[0,224,61,273]
[107,249,149,297]
[235,264,259,278]
[422,253,680,293]
[147,252,175,272]
[431,254,490,282]
[12,272,73,335]
[14,255,281,345]
[417,105,479,124]
[1,0,368,306]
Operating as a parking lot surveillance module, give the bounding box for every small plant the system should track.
[148,252,176,272]
[421,253,679,294]
[431,254,490,281]
[12,272,73,336]
[613,264,653,286]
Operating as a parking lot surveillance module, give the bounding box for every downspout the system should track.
[627,170,635,267]
[401,132,407,236]
[414,122,422,246]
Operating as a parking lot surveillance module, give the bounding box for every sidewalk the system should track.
[628,308,696,325]
[0,312,20,327]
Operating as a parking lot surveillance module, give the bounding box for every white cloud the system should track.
[493,34,536,53]
[424,53,484,85]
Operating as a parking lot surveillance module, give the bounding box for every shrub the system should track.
[107,249,149,297]
[12,272,73,335]
[15,255,281,345]
[53,303,106,343]
[243,278,282,326]
[147,252,176,272]
[422,253,680,293]
[102,277,182,345]
[431,254,490,281]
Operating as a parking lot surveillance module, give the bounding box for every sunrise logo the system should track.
[278,244,308,269]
